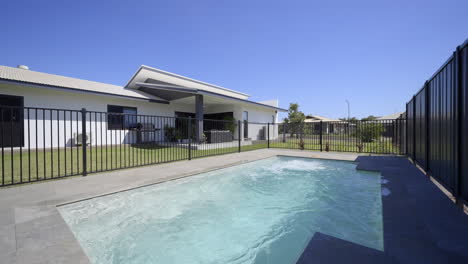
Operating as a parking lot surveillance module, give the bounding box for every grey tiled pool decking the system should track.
[0,149,467,264]
[298,155,468,264]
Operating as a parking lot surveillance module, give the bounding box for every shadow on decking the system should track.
[297,156,468,264]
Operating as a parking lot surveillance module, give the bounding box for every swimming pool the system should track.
[58,156,383,264]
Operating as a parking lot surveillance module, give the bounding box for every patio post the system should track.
[195,95,204,143]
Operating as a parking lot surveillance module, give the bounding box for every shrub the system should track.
[222,116,237,134]
[354,123,384,143]
[356,143,364,153]
[164,125,176,142]
[298,139,305,150]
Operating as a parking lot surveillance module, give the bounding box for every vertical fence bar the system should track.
[412,96,416,161]
[267,123,270,148]
[320,121,323,151]
[238,120,241,152]
[27,109,30,182]
[1,108,4,186]
[76,111,80,173]
[406,103,409,157]
[35,109,38,180]
[455,46,462,204]
[81,108,87,176]
[50,110,53,178]
[57,111,60,176]
[425,81,430,171]
[19,109,23,183]
[42,109,46,179]
[188,117,192,160]
[10,108,14,183]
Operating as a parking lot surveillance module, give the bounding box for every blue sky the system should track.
[2,0,467,119]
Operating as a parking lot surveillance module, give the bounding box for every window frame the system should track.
[107,105,137,130]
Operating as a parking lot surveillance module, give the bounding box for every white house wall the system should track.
[0,84,176,149]
[241,104,278,140]
[0,84,280,149]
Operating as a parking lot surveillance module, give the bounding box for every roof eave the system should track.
[0,78,170,104]
[126,65,250,97]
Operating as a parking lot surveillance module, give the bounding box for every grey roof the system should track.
[304,115,341,122]
[0,65,167,102]
[376,112,404,120]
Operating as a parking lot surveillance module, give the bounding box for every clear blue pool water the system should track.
[58,156,383,264]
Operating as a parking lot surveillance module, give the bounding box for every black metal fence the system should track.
[270,119,406,154]
[406,39,468,205]
[0,105,407,187]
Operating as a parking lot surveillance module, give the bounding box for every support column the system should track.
[195,94,204,142]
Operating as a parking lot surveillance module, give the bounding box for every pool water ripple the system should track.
[59,156,383,264]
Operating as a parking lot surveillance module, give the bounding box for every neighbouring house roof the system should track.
[0,65,168,103]
[304,115,341,122]
[376,112,404,120]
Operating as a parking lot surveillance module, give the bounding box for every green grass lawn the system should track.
[0,142,268,186]
[0,138,402,187]
[270,137,402,154]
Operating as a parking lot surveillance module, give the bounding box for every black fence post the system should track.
[454,46,462,205]
[425,81,430,172]
[412,95,417,161]
[405,103,409,156]
[267,123,270,148]
[320,121,323,151]
[81,108,87,176]
[188,117,192,160]
[238,120,241,153]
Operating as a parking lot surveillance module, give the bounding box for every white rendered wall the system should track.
[0,84,280,148]
[240,104,279,140]
[0,83,176,149]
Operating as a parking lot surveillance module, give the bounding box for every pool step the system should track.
[296,232,397,264]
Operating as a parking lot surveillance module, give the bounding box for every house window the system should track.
[272,115,275,123]
[107,105,137,130]
[243,111,248,138]
[0,94,24,147]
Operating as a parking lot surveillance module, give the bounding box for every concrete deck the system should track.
[0,149,467,263]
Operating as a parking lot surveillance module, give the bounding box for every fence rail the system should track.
[0,105,406,187]
[406,38,468,205]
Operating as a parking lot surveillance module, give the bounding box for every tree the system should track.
[283,103,306,138]
[361,115,378,121]
[339,117,358,122]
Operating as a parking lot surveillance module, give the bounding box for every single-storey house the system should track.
[0,65,286,149]
[304,115,347,134]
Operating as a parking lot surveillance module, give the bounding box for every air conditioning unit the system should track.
[74,132,91,146]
